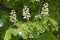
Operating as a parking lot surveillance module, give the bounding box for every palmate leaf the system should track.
[15,21,24,32]
[29,33,33,38]
[4,28,17,40]
[42,16,49,31]
[48,17,58,31]
[15,21,22,28]
[27,22,34,32]
[22,23,29,31]
[42,16,48,24]
[23,31,28,39]
[17,26,23,33]
[42,24,50,31]
[33,22,43,31]
[16,22,33,39]
[4,30,11,40]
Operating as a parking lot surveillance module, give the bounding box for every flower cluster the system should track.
[41,3,49,16]
[9,9,17,23]
[23,6,31,20]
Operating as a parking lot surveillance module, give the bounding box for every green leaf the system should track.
[35,22,43,31]
[4,30,11,40]
[48,18,58,31]
[42,16,49,31]
[23,31,28,39]
[30,0,35,3]
[42,24,49,31]
[4,28,17,40]
[29,33,33,38]
[15,21,24,32]
[12,29,17,36]
[15,21,22,28]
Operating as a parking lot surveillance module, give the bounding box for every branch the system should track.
[0,2,12,12]
[38,0,45,14]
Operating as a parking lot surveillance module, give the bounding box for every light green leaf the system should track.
[4,28,17,40]
[49,18,58,31]
[23,31,28,39]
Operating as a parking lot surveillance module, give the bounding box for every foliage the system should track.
[4,14,59,40]
[4,28,17,40]
[0,0,60,40]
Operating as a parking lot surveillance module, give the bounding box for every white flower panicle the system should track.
[9,9,17,23]
[23,6,31,20]
[41,3,49,16]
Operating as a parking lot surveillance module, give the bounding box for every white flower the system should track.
[23,6,31,20]
[40,29,45,33]
[27,8,29,11]
[9,9,17,23]
[23,17,26,19]
[41,3,49,16]
[46,3,49,6]
[10,19,14,22]
[48,24,51,26]
[27,13,30,14]
[43,4,48,8]
[9,18,12,20]
[26,10,29,13]
[19,32,23,36]
[13,14,16,17]
[44,5,48,8]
